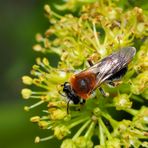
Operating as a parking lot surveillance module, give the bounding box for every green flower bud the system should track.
[34,136,40,143]
[36,57,41,65]
[108,9,117,20]
[33,44,43,52]
[48,101,66,108]
[38,121,49,129]
[35,33,43,42]
[24,106,30,111]
[22,76,33,85]
[74,136,93,148]
[61,139,76,148]
[44,4,51,16]
[50,109,67,120]
[137,23,145,33]
[32,65,40,70]
[133,107,148,130]
[43,58,49,66]
[113,120,131,136]
[130,71,148,95]
[141,142,148,147]
[113,94,132,110]
[106,138,121,148]
[54,125,70,139]
[93,107,101,117]
[30,116,40,123]
[142,89,148,100]
[21,88,32,99]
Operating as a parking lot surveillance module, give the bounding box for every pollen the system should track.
[33,44,42,52]
[22,76,33,85]
[35,136,40,143]
[21,88,32,99]
[30,116,40,122]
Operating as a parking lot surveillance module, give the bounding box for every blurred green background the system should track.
[0,0,61,147]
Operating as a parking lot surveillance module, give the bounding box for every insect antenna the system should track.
[87,58,94,66]
[58,90,66,97]
[99,87,109,97]
[57,83,67,97]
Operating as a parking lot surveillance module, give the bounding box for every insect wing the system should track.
[91,47,136,89]
[117,46,136,65]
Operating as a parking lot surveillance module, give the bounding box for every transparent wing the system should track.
[88,47,136,89]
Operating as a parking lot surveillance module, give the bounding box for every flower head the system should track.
[22,0,148,147]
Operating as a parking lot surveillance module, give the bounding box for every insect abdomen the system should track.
[107,66,128,81]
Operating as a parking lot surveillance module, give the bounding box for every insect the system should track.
[62,47,136,109]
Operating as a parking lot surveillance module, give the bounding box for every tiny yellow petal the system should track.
[22,76,32,85]
[21,88,32,99]
[35,136,40,143]
[24,106,30,111]
[33,44,42,52]
[36,33,43,42]
[44,4,51,15]
[43,58,49,66]
[38,121,49,129]
[30,116,40,122]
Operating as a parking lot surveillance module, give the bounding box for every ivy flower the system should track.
[22,0,148,147]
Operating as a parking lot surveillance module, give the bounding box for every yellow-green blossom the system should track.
[22,0,148,147]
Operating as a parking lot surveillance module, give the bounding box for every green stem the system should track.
[32,91,48,95]
[84,121,96,140]
[30,96,42,99]
[99,119,105,145]
[101,112,118,128]
[33,82,49,90]
[93,22,100,49]
[29,100,44,109]
[105,104,115,107]
[99,118,112,140]
[47,47,61,55]
[72,119,91,140]
[39,63,52,73]
[85,22,100,50]
[131,95,144,103]
[51,11,62,19]
[40,135,54,142]
[68,117,89,129]
[125,108,138,116]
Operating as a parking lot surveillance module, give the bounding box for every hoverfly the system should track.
[62,47,136,109]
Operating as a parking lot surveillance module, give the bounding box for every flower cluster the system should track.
[22,0,148,147]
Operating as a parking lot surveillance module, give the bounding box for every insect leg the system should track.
[80,99,86,105]
[108,81,115,86]
[87,59,94,66]
[99,87,109,97]
[107,81,116,87]
[77,99,85,112]
[107,80,123,87]
[106,66,128,87]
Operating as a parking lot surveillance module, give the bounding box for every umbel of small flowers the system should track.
[22,0,148,147]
